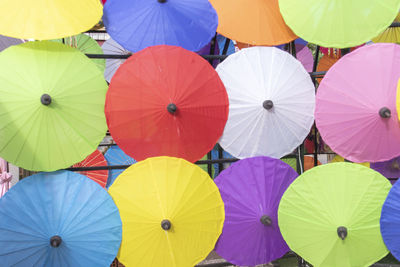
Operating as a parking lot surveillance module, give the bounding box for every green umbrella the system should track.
[0,41,108,171]
[278,163,390,267]
[278,0,400,48]
[53,34,105,72]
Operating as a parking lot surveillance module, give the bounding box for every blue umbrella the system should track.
[103,0,218,52]
[0,171,122,266]
[211,147,234,176]
[105,146,136,188]
[217,35,236,55]
[381,180,400,261]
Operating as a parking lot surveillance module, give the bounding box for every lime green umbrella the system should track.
[278,163,390,267]
[53,34,105,72]
[0,41,108,171]
[278,0,400,48]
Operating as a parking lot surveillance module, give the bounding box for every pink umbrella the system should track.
[291,44,313,72]
[0,158,12,197]
[315,43,400,163]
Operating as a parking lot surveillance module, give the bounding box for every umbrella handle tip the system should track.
[161,219,172,230]
[263,100,274,110]
[50,235,62,247]
[167,103,177,114]
[337,226,347,240]
[260,215,272,226]
[41,94,52,106]
[379,107,391,119]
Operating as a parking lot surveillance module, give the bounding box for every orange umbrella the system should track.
[304,156,322,171]
[209,0,296,45]
[316,55,339,84]
[72,149,109,188]
[236,42,254,50]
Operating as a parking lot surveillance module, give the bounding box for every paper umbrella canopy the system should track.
[104,145,136,188]
[372,12,400,44]
[53,34,106,72]
[0,35,22,52]
[315,43,400,163]
[209,0,297,45]
[278,0,400,48]
[371,156,400,180]
[381,180,400,261]
[108,156,225,266]
[103,0,218,52]
[72,149,109,188]
[0,0,103,40]
[214,156,298,266]
[105,45,229,163]
[101,38,132,83]
[278,163,391,267]
[0,41,108,171]
[0,171,122,266]
[216,46,315,159]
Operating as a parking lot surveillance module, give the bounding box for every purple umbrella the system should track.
[371,157,400,184]
[214,156,298,266]
[197,41,220,68]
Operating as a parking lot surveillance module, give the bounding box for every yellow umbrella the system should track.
[0,0,102,40]
[108,156,225,267]
[331,155,370,168]
[372,13,400,44]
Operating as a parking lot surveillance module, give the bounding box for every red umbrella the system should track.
[72,149,109,188]
[105,45,229,162]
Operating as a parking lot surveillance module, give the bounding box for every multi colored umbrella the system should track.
[381,180,400,261]
[53,34,106,72]
[103,0,218,52]
[104,145,136,188]
[216,46,315,159]
[0,158,12,197]
[278,0,400,48]
[108,156,224,267]
[0,41,108,171]
[315,44,400,163]
[72,149,109,188]
[210,0,297,45]
[373,13,400,44]
[101,38,132,83]
[371,157,400,179]
[278,163,391,267]
[0,35,22,52]
[0,0,103,40]
[105,45,229,163]
[0,170,122,266]
[214,156,297,266]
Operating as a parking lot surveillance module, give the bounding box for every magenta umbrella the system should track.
[0,158,12,197]
[214,156,298,266]
[315,43,400,163]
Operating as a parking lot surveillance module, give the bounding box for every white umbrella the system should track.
[0,35,22,52]
[101,38,131,82]
[216,47,315,159]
